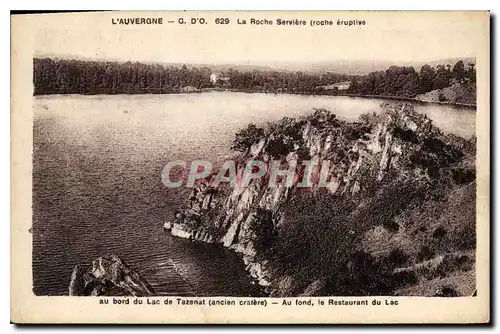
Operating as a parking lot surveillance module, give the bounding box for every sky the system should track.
[26,11,488,65]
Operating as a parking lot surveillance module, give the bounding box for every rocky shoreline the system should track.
[69,254,154,296]
[206,89,477,109]
[164,219,271,288]
[166,102,476,296]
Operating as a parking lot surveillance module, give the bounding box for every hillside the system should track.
[416,82,477,106]
[34,53,474,75]
[263,57,475,75]
[167,103,476,297]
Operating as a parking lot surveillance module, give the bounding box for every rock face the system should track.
[169,103,476,296]
[69,254,154,296]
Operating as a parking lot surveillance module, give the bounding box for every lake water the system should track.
[32,92,475,296]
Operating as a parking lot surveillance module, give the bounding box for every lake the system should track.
[32,92,475,296]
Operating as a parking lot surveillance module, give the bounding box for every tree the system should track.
[452,61,466,81]
[231,123,265,152]
[433,65,452,90]
[419,65,436,93]
[347,79,360,94]
[467,63,476,82]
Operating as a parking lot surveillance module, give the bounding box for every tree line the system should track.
[33,58,213,95]
[221,68,353,94]
[33,58,354,95]
[347,61,476,98]
[34,58,475,99]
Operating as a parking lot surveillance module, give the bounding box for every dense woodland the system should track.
[33,58,213,95]
[32,58,352,95]
[347,61,476,98]
[34,58,475,100]
[222,69,353,93]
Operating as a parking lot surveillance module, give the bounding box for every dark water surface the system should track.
[32,92,475,296]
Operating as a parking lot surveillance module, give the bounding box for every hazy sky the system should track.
[30,11,487,65]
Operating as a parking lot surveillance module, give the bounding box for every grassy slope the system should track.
[416,82,477,105]
[361,181,476,296]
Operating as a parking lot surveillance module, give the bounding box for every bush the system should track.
[250,208,278,254]
[434,254,473,278]
[382,220,400,232]
[392,126,419,144]
[383,249,410,268]
[266,138,294,159]
[451,168,475,184]
[265,117,306,158]
[432,226,447,239]
[231,123,264,152]
[342,251,417,296]
[434,285,460,297]
[417,245,435,261]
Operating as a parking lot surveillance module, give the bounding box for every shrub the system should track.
[451,168,475,184]
[383,249,410,269]
[342,251,417,296]
[266,138,294,159]
[434,254,473,278]
[231,123,264,152]
[382,220,400,232]
[434,285,459,297]
[432,226,447,239]
[417,245,435,261]
[393,126,419,144]
[250,208,278,254]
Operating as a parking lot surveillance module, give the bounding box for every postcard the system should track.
[11,10,490,323]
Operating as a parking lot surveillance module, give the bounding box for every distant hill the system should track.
[34,52,475,76]
[256,58,476,75]
[404,57,476,72]
[181,57,476,75]
[262,60,395,75]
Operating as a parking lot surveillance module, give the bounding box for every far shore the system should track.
[336,93,477,109]
[34,88,477,109]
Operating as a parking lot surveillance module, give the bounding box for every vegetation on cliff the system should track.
[172,103,476,297]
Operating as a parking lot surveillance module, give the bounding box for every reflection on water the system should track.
[32,92,475,296]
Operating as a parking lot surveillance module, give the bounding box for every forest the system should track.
[347,61,476,98]
[33,58,213,95]
[32,58,353,95]
[33,58,475,100]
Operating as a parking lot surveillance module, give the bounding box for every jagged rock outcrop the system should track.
[69,254,154,296]
[169,103,476,296]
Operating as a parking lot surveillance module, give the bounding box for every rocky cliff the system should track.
[69,254,154,296]
[168,103,476,297]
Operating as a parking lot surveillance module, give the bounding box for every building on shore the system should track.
[210,72,231,86]
[316,81,351,92]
